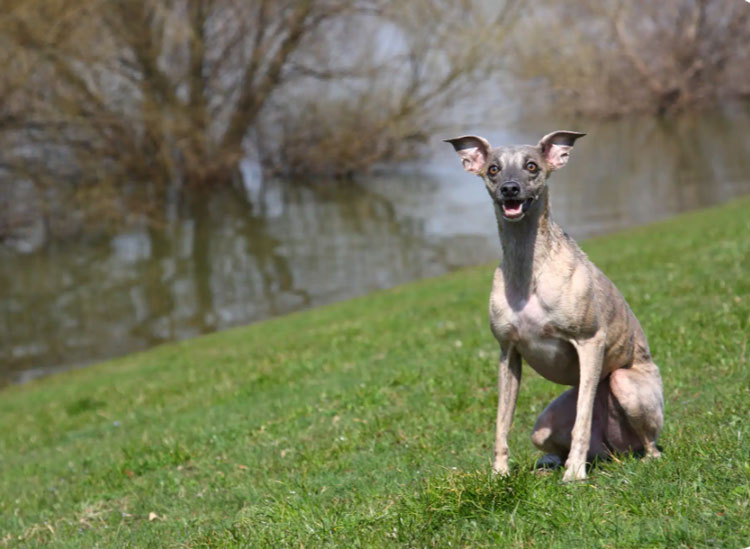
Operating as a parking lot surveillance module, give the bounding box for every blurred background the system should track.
[1,0,749,385]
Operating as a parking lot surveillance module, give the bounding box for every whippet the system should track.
[445,131,664,482]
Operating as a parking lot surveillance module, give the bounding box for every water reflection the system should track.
[1,109,749,384]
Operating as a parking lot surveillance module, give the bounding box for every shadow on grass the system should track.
[532,444,666,474]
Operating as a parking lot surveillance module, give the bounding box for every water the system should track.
[2,108,750,385]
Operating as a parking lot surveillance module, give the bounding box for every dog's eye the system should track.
[487,165,500,176]
[525,161,539,173]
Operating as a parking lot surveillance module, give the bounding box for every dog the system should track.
[445,131,664,481]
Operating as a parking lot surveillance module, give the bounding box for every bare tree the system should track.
[509,0,750,118]
[0,0,520,235]
[257,0,521,177]
[5,1,357,184]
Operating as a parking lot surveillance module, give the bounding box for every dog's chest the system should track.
[491,293,557,342]
[490,292,578,382]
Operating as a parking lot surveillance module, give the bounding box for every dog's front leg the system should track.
[563,332,606,482]
[493,344,522,475]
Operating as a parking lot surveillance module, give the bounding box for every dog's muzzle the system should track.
[500,198,534,221]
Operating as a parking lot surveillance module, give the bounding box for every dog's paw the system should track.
[562,462,587,483]
[644,443,662,460]
[492,461,510,476]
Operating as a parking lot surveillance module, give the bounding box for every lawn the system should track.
[1,197,749,548]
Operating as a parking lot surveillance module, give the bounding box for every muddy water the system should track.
[2,108,749,384]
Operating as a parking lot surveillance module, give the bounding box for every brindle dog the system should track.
[446,131,664,482]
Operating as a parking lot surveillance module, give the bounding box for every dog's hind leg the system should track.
[530,383,611,462]
[607,361,664,458]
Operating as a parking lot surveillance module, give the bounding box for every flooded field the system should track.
[2,108,750,384]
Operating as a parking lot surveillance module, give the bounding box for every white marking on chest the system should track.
[510,294,578,382]
[509,295,553,340]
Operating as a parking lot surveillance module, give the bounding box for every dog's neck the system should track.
[494,187,555,299]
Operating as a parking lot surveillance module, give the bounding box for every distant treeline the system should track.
[0,0,747,235]
[512,0,750,118]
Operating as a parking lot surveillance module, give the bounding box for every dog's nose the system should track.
[500,181,520,198]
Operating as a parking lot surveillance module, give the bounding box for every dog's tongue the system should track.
[503,200,523,216]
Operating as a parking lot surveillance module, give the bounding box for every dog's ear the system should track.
[444,135,491,175]
[537,131,586,171]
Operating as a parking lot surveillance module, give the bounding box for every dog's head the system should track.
[445,131,585,222]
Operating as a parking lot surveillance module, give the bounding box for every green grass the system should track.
[2,198,750,548]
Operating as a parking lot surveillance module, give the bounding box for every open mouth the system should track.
[501,198,533,221]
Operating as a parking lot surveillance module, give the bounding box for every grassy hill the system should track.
[2,197,749,547]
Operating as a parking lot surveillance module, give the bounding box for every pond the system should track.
[2,108,750,385]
